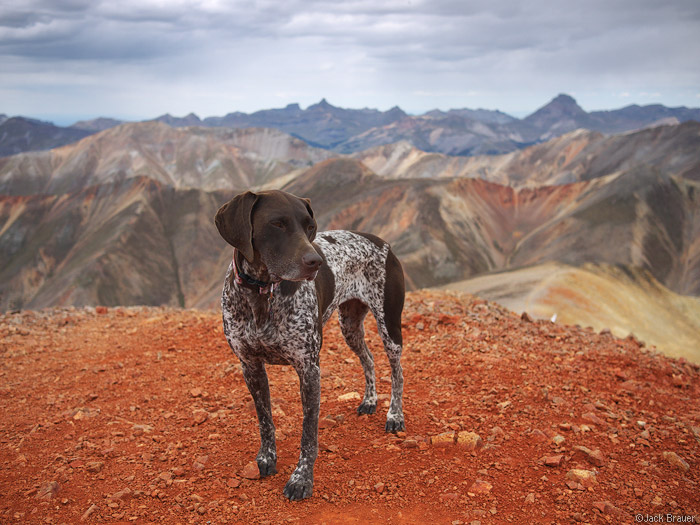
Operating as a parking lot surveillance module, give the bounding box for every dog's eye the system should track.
[270,220,285,229]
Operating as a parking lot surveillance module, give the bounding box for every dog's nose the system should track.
[302,252,322,270]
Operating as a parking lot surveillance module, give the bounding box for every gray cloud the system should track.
[1,0,699,123]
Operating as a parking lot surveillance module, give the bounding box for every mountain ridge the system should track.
[2,114,700,364]
[4,94,700,157]
[2,120,700,314]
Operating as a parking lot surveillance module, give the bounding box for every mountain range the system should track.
[0,116,91,157]
[1,118,699,296]
[3,94,700,157]
[1,99,700,358]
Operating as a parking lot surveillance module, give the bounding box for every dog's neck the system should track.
[234,250,278,291]
[232,249,278,328]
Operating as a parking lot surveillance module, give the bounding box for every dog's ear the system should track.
[215,191,259,262]
[301,197,314,218]
[301,197,317,241]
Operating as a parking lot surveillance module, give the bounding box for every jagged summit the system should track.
[522,94,592,139]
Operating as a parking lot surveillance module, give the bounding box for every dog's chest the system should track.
[222,272,320,365]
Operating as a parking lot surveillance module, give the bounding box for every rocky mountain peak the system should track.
[310,98,334,111]
[527,94,587,121]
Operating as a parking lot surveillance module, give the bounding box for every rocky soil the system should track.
[1,291,698,524]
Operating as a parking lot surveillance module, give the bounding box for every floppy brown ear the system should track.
[301,197,317,240]
[301,197,314,218]
[214,191,259,262]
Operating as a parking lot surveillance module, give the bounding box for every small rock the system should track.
[456,431,483,451]
[158,471,173,482]
[662,451,690,472]
[240,461,260,480]
[192,410,209,425]
[86,461,104,473]
[318,417,337,429]
[524,493,535,504]
[193,455,209,470]
[227,478,242,488]
[374,482,385,493]
[552,434,565,446]
[543,455,564,467]
[488,426,505,443]
[690,425,700,444]
[81,504,98,521]
[111,488,132,501]
[566,480,583,490]
[582,412,605,426]
[565,469,597,488]
[573,446,605,467]
[468,480,492,495]
[190,388,203,398]
[36,481,60,500]
[337,391,361,402]
[132,423,153,435]
[530,429,548,442]
[431,432,455,447]
[96,306,108,315]
[593,501,620,515]
[521,312,533,323]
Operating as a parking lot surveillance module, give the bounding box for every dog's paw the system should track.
[385,416,405,433]
[283,473,314,501]
[256,456,277,478]
[357,401,377,415]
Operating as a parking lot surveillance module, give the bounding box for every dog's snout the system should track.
[302,252,322,270]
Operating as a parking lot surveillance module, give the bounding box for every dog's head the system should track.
[215,190,322,282]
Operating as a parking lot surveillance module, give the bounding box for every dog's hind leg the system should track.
[339,299,378,415]
[376,249,406,433]
[240,360,277,477]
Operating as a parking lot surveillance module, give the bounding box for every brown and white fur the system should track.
[214,189,405,501]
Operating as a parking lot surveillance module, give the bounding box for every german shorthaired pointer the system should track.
[214,189,405,501]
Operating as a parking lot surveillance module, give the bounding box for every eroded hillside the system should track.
[1,121,700,362]
[442,262,700,362]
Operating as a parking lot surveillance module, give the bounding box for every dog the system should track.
[214,189,405,501]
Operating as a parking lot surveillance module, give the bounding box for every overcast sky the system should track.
[2,0,700,125]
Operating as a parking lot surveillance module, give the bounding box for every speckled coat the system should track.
[216,191,405,502]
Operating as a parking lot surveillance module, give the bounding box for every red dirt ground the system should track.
[1,291,699,524]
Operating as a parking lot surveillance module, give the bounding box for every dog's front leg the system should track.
[240,360,277,477]
[284,359,321,501]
